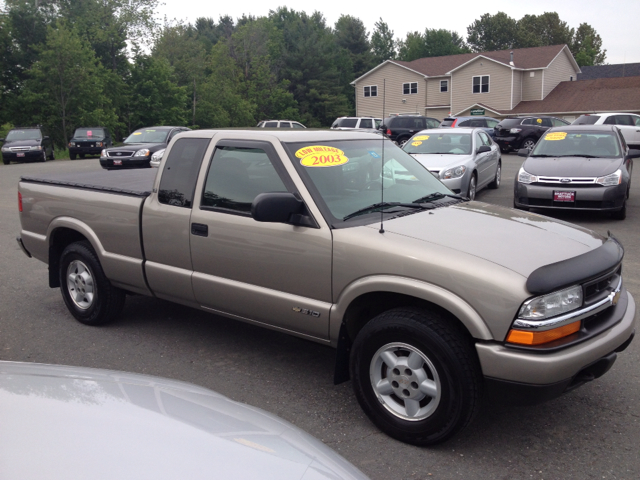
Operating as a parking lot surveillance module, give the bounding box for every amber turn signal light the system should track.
[506,321,581,346]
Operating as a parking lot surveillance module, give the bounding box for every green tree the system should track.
[516,12,574,49]
[334,15,372,79]
[466,12,519,52]
[397,31,427,61]
[269,7,349,126]
[571,23,606,66]
[370,18,396,64]
[20,22,117,147]
[126,54,188,131]
[398,29,469,61]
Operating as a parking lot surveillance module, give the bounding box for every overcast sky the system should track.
[157,0,640,64]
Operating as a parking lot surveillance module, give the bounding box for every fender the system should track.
[330,275,493,345]
[46,217,151,296]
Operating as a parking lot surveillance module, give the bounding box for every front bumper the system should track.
[70,147,103,155]
[477,290,635,388]
[494,136,519,151]
[514,182,627,211]
[439,175,467,195]
[99,157,151,169]
[2,150,44,162]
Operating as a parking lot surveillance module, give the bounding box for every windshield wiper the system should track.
[412,192,467,203]
[343,202,429,221]
[529,154,556,157]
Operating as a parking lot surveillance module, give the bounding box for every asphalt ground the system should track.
[1,154,639,479]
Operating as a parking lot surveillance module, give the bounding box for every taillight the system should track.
[451,119,458,127]
[18,191,23,212]
[386,129,392,135]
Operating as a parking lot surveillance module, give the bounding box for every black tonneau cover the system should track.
[20,169,156,197]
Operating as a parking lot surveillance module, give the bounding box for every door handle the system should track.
[191,223,208,237]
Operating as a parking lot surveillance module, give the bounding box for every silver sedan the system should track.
[402,127,502,199]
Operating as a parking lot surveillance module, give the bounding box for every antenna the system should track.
[380,79,385,234]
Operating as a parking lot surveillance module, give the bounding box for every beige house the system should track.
[352,45,581,121]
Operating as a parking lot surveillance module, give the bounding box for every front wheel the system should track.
[2,157,8,165]
[467,173,477,200]
[59,241,125,325]
[521,138,536,150]
[40,151,47,162]
[350,307,482,446]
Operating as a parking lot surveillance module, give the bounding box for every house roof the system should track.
[577,63,640,80]
[504,77,640,115]
[392,44,569,77]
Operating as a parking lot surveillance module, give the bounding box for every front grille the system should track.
[10,147,30,152]
[78,142,95,147]
[535,177,597,185]
[584,268,621,306]
[106,151,134,157]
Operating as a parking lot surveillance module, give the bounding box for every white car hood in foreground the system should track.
[0,362,368,480]
[376,201,604,278]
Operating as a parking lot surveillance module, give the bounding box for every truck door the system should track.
[189,139,333,340]
[143,136,211,306]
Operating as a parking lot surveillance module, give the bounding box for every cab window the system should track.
[158,138,210,208]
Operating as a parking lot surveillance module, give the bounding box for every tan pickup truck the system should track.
[17,130,636,446]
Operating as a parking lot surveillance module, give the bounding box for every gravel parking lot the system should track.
[1,154,638,479]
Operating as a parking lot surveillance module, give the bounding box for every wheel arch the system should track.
[331,276,492,384]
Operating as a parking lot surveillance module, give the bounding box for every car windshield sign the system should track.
[6,129,41,141]
[284,139,453,224]
[531,132,620,158]
[403,133,472,155]
[74,128,104,138]
[124,129,169,144]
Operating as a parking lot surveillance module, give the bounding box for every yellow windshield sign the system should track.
[545,132,567,141]
[296,145,349,167]
[413,135,429,141]
[411,141,422,146]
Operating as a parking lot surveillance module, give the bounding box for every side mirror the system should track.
[627,148,640,159]
[517,148,530,157]
[251,192,306,224]
[43,136,50,141]
[477,145,491,154]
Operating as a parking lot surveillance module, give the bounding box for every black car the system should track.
[378,115,440,146]
[1,126,54,164]
[100,126,190,169]
[69,127,113,160]
[494,116,569,152]
[514,125,640,220]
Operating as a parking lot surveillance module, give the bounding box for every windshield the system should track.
[573,115,600,125]
[124,128,169,144]
[73,128,105,138]
[531,131,621,158]
[6,129,41,141]
[403,133,472,155]
[285,139,453,225]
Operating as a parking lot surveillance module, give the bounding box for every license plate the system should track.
[17,153,25,157]
[113,159,122,165]
[554,191,575,202]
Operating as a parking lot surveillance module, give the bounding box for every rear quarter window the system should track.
[158,138,210,208]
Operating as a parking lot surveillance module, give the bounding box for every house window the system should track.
[363,85,377,97]
[472,76,489,94]
[440,80,448,93]
[403,82,418,95]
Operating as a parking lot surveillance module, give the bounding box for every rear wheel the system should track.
[59,241,125,325]
[521,138,536,150]
[350,307,482,446]
[488,161,501,189]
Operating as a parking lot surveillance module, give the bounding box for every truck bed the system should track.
[20,169,156,197]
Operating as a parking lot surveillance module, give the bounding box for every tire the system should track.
[467,173,477,200]
[2,157,8,165]
[70,153,76,160]
[499,145,509,154]
[59,241,126,325]
[79,153,86,159]
[49,149,55,160]
[350,307,482,446]
[612,202,626,220]
[397,136,410,148]
[488,161,501,189]
[521,138,536,150]
[40,151,46,162]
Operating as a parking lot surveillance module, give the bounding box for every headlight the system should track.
[596,169,622,186]
[518,285,583,320]
[151,148,165,163]
[134,148,151,157]
[96,142,103,147]
[517,166,538,184]
[1,146,9,152]
[69,142,75,147]
[510,128,522,134]
[441,165,466,179]
[100,149,107,157]
[29,145,43,150]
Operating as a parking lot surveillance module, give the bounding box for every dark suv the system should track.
[493,116,569,152]
[378,115,440,146]
[69,127,113,160]
[1,126,54,164]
